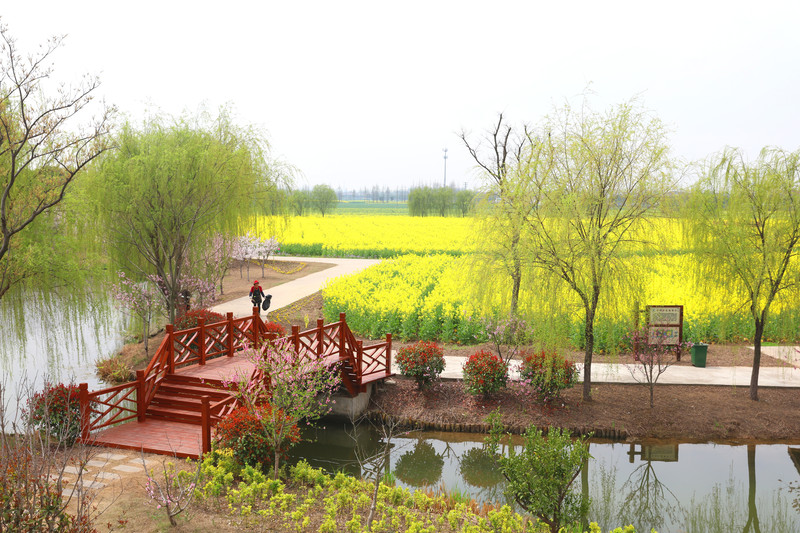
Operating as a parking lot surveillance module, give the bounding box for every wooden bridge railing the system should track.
[79,310,392,444]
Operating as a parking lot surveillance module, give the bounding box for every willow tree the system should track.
[0,24,113,300]
[93,109,277,323]
[689,147,800,401]
[520,100,674,402]
[461,114,535,315]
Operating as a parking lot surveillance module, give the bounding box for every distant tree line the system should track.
[408,186,475,217]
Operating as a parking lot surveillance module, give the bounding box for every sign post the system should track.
[646,305,684,360]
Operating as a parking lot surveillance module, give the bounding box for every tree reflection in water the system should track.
[394,440,444,487]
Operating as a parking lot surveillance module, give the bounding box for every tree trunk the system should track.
[743,444,760,532]
[750,318,764,401]
[511,265,521,316]
[582,307,595,402]
[273,450,280,480]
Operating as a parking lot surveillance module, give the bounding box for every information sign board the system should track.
[646,305,683,347]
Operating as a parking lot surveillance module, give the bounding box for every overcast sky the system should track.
[3,1,799,190]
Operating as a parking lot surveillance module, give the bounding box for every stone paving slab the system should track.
[78,480,107,490]
[94,471,121,481]
[112,464,143,473]
[94,452,129,461]
[85,459,110,468]
[62,465,88,475]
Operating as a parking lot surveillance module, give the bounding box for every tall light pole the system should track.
[442,148,448,187]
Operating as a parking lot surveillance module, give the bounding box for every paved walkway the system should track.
[215,257,800,388]
[211,256,380,318]
[422,355,800,388]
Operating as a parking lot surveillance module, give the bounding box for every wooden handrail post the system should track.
[201,396,211,454]
[79,383,90,441]
[385,333,392,376]
[136,370,146,422]
[357,340,363,380]
[339,312,346,325]
[226,312,234,357]
[292,325,300,354]
[252,307,261,351]
[316,318,324,356]
[166,324,175,374]
[339,316,346,359]
[198,317,206,365]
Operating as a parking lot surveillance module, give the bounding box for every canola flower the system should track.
[250,214,800,347]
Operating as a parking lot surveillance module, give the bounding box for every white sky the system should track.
[3,1,799,190]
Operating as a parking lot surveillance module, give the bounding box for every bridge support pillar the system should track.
[328,383,374,419]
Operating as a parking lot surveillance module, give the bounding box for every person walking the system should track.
[250,280,265,313]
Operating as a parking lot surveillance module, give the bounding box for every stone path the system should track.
[59,450,163,500]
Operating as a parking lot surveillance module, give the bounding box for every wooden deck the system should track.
[88,419,204,458]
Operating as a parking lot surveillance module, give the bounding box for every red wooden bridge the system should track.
[77,311,392,458]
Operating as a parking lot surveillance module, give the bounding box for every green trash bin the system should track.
[691,343,708,367]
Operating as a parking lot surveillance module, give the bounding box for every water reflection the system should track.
[289,424,800,531]
[0,288,127,419]
[395,440,444,487]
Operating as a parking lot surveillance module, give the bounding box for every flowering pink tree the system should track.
[237,233,259,279]
[225,339,340,479]
[254,236,280,277]
[484,315,529,365]
[193,233,242,295]
[111,271,163,355]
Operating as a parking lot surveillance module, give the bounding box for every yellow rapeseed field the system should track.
[247,214,800,347]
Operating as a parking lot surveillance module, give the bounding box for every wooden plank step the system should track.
[146,406,202,424]
[158,383,231,398]
[149,395,208,411]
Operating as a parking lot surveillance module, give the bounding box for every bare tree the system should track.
[461,114,535,315]
[625,328,682,408]
[1,376,122,531]
[0,23,114,299]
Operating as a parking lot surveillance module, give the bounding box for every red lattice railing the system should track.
[79,309,393,450]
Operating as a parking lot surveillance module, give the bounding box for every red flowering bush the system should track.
[463,350,508,397]
[25,383,82,445]
[396,341,446,388]
[519,350,578,403]
[214,404,300,472]
[263,321,287,337]
[174,308,225,330]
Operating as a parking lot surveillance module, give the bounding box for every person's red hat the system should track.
[254,280,259,284]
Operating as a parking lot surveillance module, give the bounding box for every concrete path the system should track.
[211,256,380,318]
[418,355,800,388]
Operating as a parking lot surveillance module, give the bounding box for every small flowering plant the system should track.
[463,350,508,398]
[396,341,446,388]
[25,382,82,445]
[518,350,578,403]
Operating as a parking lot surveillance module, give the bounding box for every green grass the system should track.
[335,201,408,215]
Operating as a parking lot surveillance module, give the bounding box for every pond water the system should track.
[0,290,127,420]
[291,422,800,532]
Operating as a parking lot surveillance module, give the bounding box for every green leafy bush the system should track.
[25,382,82,445]
[213,405,300,472]
[396,341,445,388]
[462,350,508,397]
[519,350,578,402]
